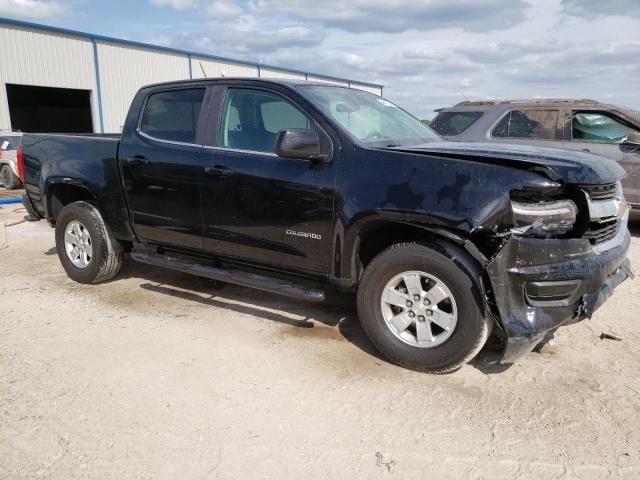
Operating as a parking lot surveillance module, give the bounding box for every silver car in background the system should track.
[431,99,640,219]
[0,132,23,189]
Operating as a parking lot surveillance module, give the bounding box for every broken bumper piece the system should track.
[486,230,632,364]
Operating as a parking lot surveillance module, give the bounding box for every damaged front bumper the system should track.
[486,214,633,364]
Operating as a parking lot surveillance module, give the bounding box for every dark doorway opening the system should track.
[6,84,94,133]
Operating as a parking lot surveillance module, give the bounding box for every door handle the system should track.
[127,156,149,167]
[204,165,234,178]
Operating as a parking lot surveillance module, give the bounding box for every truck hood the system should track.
[387,141,625,185]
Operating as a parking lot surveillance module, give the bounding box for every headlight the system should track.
[510,199,577,236]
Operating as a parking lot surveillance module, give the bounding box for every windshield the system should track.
[298,85,440,147]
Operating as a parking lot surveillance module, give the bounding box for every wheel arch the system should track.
[342,215,487,283]
[339,215,495,321]
[46,179,97,224]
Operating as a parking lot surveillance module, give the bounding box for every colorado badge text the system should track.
[285,229,322,240]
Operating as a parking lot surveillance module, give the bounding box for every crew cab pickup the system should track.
[20,79,633,372]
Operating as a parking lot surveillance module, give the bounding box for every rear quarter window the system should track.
[0,136,19,150]
[431,111,483,136]
[140,88,205,144]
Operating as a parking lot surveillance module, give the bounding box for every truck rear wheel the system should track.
[357,242,491,373]
[55,201,123,284]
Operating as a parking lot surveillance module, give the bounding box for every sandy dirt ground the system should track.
[1,199,639,480]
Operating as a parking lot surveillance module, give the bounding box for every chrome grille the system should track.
[584,219,619,245]
[580,182,623,247]
[581,182,617,201]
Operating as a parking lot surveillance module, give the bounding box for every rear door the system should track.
[198,84,338,274]
[119,86,209,250]
[489,108,564,148]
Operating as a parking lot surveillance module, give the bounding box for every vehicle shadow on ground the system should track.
[629,223,640,237]
[101,257,508,375]
[115,259,386,359]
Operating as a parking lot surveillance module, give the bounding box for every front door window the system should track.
[572,112,637,143]
[219,88,312,153]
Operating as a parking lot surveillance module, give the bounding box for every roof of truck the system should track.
[139,77,372,92]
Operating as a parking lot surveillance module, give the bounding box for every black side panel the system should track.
[118,86,210,250]
[20,133,134,241]
[118,134,205,249]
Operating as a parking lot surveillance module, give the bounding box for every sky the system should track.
[0,0,639,119]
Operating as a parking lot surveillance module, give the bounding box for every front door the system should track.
[199,86,337,274]
[566,110,640,206]
[119,87,208,249]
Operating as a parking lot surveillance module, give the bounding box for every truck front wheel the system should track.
[357,242,491,373]
[55,202,123,284]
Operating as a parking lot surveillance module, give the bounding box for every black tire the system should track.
[357,241,491,373]
[55,201,123,284]
[1,165,20,189]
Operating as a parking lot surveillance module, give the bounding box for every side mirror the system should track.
[622,132,640,146]
[275,129,326,161]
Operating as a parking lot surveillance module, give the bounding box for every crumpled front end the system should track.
[486,207,632,364]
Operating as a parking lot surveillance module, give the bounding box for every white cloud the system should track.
[142,0,640,117]
[0,0,66,19]
[206,0,242,18]
[249,0,530,33]
[149,0,195,11]
[561,0,640,18]
[171,23,325,54]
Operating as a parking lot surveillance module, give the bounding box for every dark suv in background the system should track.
[431,99,640,217]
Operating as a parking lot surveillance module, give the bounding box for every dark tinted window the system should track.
[140,88,205,143]
[431,111,483,135]
[572,112,637,143]
[220,88,312,153]
[492,110,559,139]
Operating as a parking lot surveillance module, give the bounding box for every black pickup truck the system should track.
[20,78,633,372]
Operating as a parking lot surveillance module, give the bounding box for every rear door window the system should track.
[572,112,637,143]
[492,110,559,139]
[140,88,206,144]
[431,111,483,135]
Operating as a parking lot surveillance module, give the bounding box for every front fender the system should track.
[336,210,487,288]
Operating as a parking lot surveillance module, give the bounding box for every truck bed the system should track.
[21,133,133,241]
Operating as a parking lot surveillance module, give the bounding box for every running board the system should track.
[130,251,326,303]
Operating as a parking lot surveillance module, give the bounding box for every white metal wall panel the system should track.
[97,41,189,132]
[350,83,383,96]
[260,68,306,81]
[0,24,98,130]
[191,57,257,79]
[0,21,383,133]
[307,75,349,87]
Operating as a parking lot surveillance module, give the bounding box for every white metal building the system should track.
[0,18,383,134]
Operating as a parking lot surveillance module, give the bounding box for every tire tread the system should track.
[357,241,491,373]
[55,201,123,284]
